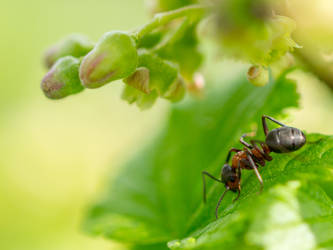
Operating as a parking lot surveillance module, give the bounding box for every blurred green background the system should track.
[0,0,332,250]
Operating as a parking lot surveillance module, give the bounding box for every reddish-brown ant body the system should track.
[202,115,306,219]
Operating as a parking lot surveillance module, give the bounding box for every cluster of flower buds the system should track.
[41,32,140,99]
[40,0,300,108]
[41,33,190,108]
[40,3,204,109]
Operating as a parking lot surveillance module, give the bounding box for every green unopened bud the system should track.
[123,67,150,94]
[247,65,269,87]
[44,34,93,69]
[163,76,186,102]
[41,56,84,99]
[80,31,138,89]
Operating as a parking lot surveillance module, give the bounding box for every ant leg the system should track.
[250,140,273,161]
[250,140,265,155]
[233,189,241,203]
[215,187,230,219]
[243,146,262,165]
[237,160,241,180]
[202,171,222,203]
[240,133,256,148]
[233,161,241,203]
[245,151,264,193]
[225,148,241,163]
[262,115,287,136]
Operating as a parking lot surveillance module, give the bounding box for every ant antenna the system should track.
[215,187,230,219]
[202,171,222,203]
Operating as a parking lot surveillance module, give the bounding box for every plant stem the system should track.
[134,4,207,41]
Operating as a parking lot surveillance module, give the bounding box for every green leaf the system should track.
[83,71,333,249]
[169,134,333,249]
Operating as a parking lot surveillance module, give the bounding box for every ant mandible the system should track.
[202,115,306,219]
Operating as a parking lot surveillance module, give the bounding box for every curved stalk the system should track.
[134,4,207,42]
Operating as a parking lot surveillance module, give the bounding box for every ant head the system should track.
[266,127,306,153]
[221,164,240,192]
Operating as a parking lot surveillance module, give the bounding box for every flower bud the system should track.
[123,67,150,94]
[41,56,84,99]
[247,65,269,87]
[80,31,138,89]
[163,76,186,102]
[44,34,93,69]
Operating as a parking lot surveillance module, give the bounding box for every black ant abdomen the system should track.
[266,126,306,153]
[202,115,306,219]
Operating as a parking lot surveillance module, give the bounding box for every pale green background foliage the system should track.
[0,0,332,250]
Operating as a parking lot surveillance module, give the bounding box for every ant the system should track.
[202,115,306,219]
